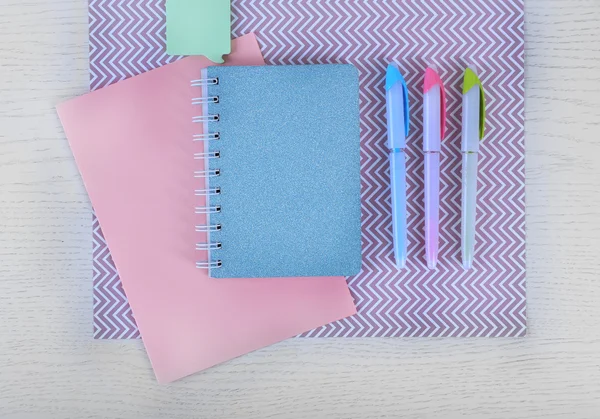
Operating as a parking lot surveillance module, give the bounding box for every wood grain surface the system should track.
[1,0,600,418]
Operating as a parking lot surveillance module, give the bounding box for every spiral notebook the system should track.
[197,64,362,278]
[57,34,357,383]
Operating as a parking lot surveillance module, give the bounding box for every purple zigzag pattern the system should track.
[93,216,139,339]
[90,0,526,339]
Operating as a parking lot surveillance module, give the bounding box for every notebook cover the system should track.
[59,33,356,383]
[89,0,526,338]
[205,65,362,278]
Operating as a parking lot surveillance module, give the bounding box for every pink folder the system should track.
[57,33,356,383]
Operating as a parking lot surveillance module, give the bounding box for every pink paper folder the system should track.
[57,33,356,383]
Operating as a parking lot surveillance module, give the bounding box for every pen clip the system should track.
[478,81,486,140]
[439,76,447,140]
[400,75,410,137]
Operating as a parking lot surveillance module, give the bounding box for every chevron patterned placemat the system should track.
[90,0,526,339]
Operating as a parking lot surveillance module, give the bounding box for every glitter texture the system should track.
[207,65,362,278]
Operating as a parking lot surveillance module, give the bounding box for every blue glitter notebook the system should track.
[196,64,362,278]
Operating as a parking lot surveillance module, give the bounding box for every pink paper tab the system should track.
[58,33,356,383]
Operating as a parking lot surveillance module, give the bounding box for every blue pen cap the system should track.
[385,64,409,150]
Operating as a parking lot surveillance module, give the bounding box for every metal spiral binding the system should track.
[192,96,219,105]
[193,114,220,123]
[195,224,222,233]
[193,133,220,141]
[196,261,222,269]
[196,242,222,251]
[195,187,221,196]
[190,77,219,87]
[194,151,220,159]
[195,205,221,214]
[194,169,220,178]
[193,73,222,270]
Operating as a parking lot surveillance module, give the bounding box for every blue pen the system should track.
[385,64,410,269]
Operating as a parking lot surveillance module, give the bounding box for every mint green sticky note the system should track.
[166,0,231,63]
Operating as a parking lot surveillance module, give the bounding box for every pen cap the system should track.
[462,86,480,152]
[423,85,442,152]
[423,68,446,152]
[461,68,485,153]
[386,64,409,150]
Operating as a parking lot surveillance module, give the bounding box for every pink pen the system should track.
[423,67,446,269]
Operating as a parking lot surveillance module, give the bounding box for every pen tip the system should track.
[466,62,481,76]
[465,67,477,77]
[386,63,400,78]
[427,259,437,270]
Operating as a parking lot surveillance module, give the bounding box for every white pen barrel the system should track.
[390,150,407,267]
[461,86,481,269]
[425,152,439,266]
[461,152,478,269]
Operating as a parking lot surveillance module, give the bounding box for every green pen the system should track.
[461,67,486,270]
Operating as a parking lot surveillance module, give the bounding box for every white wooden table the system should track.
[1,1,600,418]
